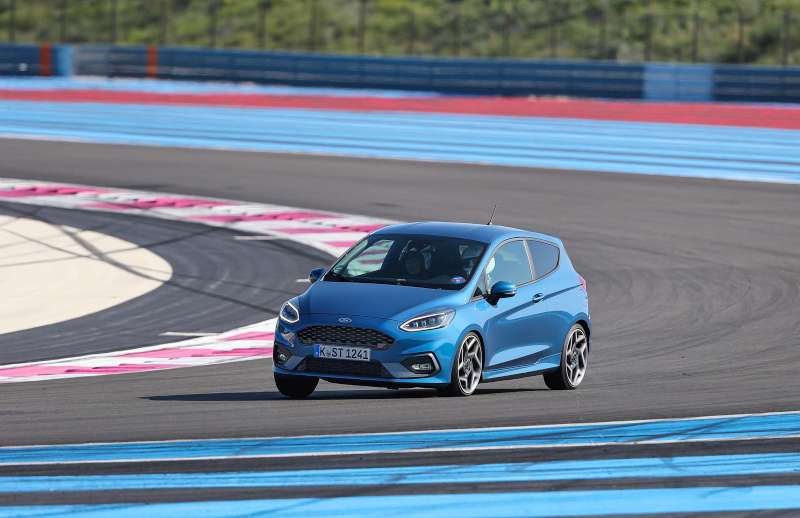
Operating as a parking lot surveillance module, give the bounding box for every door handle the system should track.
[532,293,545,303]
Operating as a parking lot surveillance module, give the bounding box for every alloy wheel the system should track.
[457,334,483,395]
[565,327,588,387]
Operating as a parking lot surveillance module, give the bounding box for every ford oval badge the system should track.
[338,317,352,324]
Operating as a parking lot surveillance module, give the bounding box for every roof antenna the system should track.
[487,203,497,225]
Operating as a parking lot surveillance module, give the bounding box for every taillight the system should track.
[579,275,587,292]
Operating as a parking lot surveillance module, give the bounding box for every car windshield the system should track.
[325,234,487,290]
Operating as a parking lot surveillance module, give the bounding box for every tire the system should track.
[544,324,589,390]
[274,372,319,398]
[440,332,483,397]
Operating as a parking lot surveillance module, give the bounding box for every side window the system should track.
[485,240,533,288]
[344,239,392,276]
[527,240,559,279]
[473,272,487,298]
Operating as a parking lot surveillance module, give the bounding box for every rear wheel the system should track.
[440,332,483,397]
[274,372,318,398]
[543,324,589,390]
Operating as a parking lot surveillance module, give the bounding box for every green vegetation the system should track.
[1,0,798,65]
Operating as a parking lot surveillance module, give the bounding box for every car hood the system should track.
[300,280,463,321]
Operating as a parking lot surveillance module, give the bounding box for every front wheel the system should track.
[543,324,589,390]
[274,372,318,398]
[440,332,483,397]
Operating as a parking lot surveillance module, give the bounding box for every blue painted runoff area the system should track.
[0,101,798,185]
[3,485,800,517]
[4,452,800,493]
[2,412,800,465]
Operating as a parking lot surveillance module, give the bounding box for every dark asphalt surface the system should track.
[0,201,325,364]
[2,439,800,506]
[1,138,799,511]
[1,138,799,443]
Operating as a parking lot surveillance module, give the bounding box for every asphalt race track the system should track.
[0,201,323,364]
[1,137,800,513]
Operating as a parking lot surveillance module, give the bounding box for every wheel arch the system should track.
[574,319,591,350]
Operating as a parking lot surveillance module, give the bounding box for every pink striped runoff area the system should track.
[0,178,394,383]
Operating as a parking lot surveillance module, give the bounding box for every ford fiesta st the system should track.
[273,222,590,397]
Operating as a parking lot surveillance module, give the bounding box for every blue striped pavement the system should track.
[2,412,799,465]
[0,100,798,184]
[3,485,800,517]
[4,452,800,493]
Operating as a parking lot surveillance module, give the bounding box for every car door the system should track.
[524,239,574,367]
[480,239,543,371]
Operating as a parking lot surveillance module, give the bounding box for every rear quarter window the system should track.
[527,240,560,279]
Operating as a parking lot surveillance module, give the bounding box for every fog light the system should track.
[402,354,439,375]
[274,344,291,365]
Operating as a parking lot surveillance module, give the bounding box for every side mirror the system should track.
[488,281,516,303]
[309,268,326,283]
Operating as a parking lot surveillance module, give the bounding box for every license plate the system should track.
[315,344,371,362]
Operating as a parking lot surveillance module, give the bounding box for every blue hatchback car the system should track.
[273,222,590,397]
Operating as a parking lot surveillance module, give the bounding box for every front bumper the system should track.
[273,313,457,386]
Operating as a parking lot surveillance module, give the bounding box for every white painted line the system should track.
[295,278,311,283]
[5,434,800,467]
[4,409,799,451]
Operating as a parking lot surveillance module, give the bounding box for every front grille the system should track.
[303,358,386,377]
[297,325,394,349]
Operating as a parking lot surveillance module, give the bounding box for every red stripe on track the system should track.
[87,198,228,210]
[194,211,336,223]
[0,186,106,197]
[2,89,800,129]
[121,347,273,358]
[0,364,175,377]
[223,332,275,341]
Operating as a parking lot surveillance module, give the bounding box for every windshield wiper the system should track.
[326,271,353,282]
[349,278,398,286]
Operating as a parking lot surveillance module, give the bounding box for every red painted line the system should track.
[1,89,800,129]
[277,223,386,234]
[211,347,274,356]
[38,44,52,77]
[86,198,229,210]
[121,346,273,358]
[277,227,356,234]
[70,364,177,374]
[337,224,386,233]
[0,186,105,198]
[0,363,175,378]
[146,46,158,79]
[223,331,275,341]
[120,348,217,359]
[194,211,337,223]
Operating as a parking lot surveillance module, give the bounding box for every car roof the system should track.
[372,221,561,246]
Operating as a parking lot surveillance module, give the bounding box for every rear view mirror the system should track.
[309,268,326,283]
[488,281,516,303]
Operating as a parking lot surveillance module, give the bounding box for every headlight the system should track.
[279,300,300,324]
[400,310,455,332]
